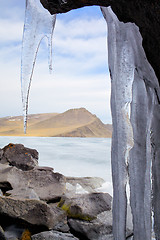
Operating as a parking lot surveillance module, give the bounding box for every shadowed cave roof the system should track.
[40,0,160,85]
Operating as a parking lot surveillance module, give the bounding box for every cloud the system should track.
[55,17,107,39]
[0,4,111,123]
[0,19,23,43]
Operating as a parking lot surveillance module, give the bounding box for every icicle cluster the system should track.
[20,1,160,239]
[21,0,56,133]
[101,6,160,240]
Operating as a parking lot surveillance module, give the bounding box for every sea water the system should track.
[0,137,112,194]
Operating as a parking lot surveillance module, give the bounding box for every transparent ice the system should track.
[21,0,56,133]
[101,6,160,240]
[20,1,160,239]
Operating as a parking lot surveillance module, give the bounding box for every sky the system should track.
[0,0,111,123]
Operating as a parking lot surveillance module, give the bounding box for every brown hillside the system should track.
[56,119,112,138]
[0,108,112,138]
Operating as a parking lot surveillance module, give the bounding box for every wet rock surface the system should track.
[0,143,132,239]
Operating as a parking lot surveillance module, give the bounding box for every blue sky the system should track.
[0,1,111,123]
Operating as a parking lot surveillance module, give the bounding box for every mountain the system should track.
[0,108,112,138]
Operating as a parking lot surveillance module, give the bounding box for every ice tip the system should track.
[49,64,52,74]
[23,115,28,134]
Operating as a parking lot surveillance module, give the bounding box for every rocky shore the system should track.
[0,143,133,240]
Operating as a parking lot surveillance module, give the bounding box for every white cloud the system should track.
[0,19,23,43]
[0,5,111,123]
[55,17,107,39]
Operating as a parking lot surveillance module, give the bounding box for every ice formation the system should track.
[21,0,56,133]
[20,1,160,239]
[101,7,160,240]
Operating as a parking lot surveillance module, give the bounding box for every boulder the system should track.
[32,231,79,240]
[0,190,3,197]
[52,220,70,233]
[58,192,112,220]
[68,211,112,240]
[0,164,66,202]
[68,211,133,240]
[0,225,6,240]
[0,196,66,230]
[48,203,70,233]
[1,143,38,171]
[4,225,24,240]
[7,187,40,200]
[0,149,3,160]
[66,177,105,195]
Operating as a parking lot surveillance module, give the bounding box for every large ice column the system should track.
[151,103,160,240]
[101,6,159,240]
[21,0,56,133]
[101,7,135,240]
[129,74,155,240]
[124,5,158,239]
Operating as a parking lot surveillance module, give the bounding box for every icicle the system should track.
[101,6,159,240]
[101,7,135,239]
[151,103,160,240]
[21,0,56,133]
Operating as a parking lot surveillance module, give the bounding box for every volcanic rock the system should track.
[68,210,133,240]
[0,149,3,159]
[0,197,65,230]
[0,225,6,240]
[58,192,112,220]
[0,164,66,202]
[68,211,112,240]
[32,231,79,240]
[7,187,40,200]
[0,143,38,171]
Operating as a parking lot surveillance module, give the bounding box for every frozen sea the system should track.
[0,136,157,239]
[0,137,112,195]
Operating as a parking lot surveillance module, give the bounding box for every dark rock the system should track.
[58,192,112,220]
[7,187,40,200]
[68,211,112,240]
[31,231,79,240]
[4,225,24,240]
[5,238,18,240]
[0,196,65,230]
[40,0,160,84]
[0,149,3,160]
[1,143,38,171]
[52,220,70,233]
[68,210,133,240]
[35,166,54,171]
[48,203,70,233]
[0,190,3,197]
[0,164,66,201]
[0,225,6,240]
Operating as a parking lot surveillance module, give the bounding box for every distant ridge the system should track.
[0,108,112,138]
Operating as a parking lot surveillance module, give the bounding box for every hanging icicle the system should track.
[21,0,56,133]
